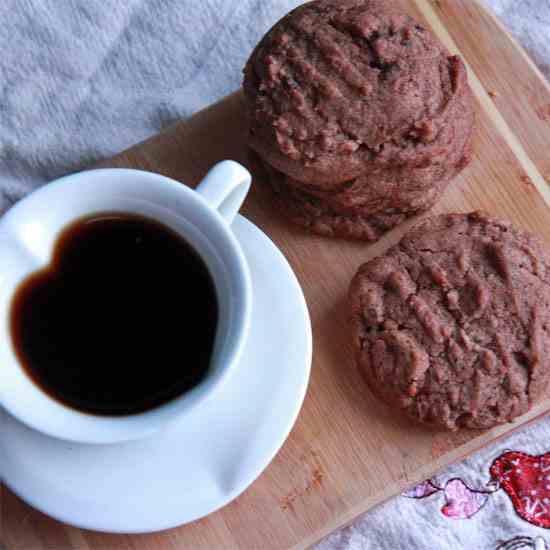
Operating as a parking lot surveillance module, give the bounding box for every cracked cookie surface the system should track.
[349,212,550,430]
[243,0,474,186]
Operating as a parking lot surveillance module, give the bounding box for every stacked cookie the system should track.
[243,0,475,240]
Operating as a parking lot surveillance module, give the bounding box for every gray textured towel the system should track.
[0,0,299,200]
[1,2,549,549]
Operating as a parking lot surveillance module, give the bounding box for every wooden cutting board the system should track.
[4,1,550,548]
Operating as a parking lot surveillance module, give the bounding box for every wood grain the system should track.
[4,1,550,548]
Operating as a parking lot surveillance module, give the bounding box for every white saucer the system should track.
[0,216,312,533]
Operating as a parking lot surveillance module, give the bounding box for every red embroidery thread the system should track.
[490,451,550,529]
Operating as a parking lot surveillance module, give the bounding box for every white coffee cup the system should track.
[0,161,252,444]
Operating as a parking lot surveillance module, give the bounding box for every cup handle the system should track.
[195,161,251,224]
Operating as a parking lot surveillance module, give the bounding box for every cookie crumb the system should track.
[280,468,324,511]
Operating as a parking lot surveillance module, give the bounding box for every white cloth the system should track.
[0,1,549,549]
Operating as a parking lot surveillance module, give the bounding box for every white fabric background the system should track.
[0,1,549,549]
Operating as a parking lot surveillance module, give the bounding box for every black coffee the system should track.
[10,213,218,416]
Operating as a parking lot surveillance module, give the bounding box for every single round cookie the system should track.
[349,212,550,430]
[243,0,474,185]
[264,162,446,240]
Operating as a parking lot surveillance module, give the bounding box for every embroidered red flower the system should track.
[490,451,550,529]
[403,449,550,529]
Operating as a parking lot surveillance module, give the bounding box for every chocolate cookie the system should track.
[270,83,473,216]
[349,212,550,430]
[265,161,446,240]
[244,0,475,186]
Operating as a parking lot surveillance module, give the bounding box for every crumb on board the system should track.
[431,437,449,458]
[280,468,325,511]
[535,104,550,121]
[488,90,499,98]
[520,174,532,187]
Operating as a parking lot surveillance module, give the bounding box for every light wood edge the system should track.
[411,0,550,207]
[298,1,550,547]
[475,0,550,95]
[300,400,550,550]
